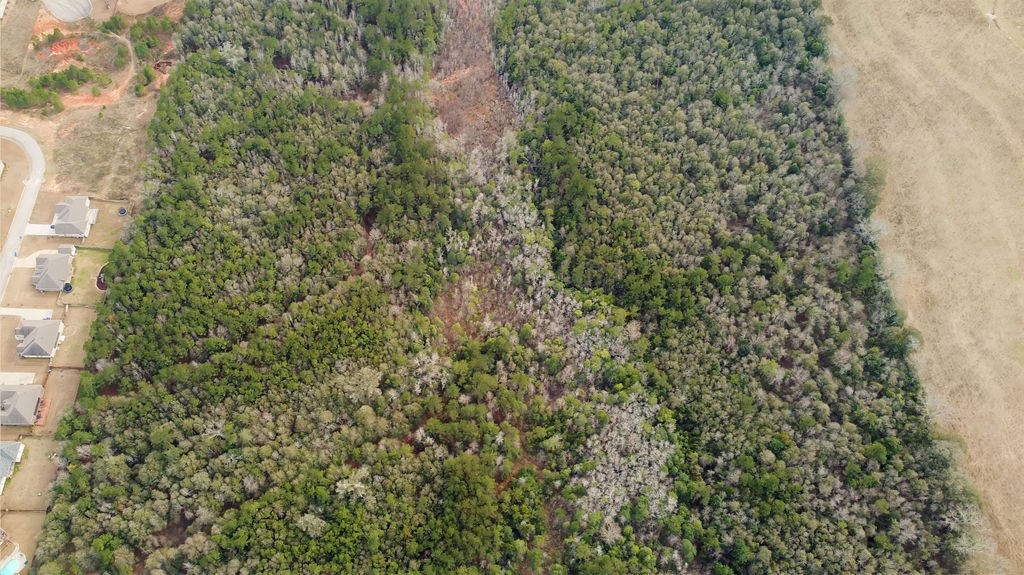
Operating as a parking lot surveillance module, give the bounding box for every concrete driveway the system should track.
[24,224,55,237]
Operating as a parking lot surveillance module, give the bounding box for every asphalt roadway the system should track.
[0,126,46,306]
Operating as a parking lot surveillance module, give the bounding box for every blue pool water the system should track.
[0,554,26,575]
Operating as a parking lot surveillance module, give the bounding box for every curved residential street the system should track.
[0,126,46,305]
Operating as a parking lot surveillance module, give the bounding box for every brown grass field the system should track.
[0,437,60,512]
[0,140,31,242]
[36,369,80,435]
[51,306,96,369]
[824,1,1024,572]
[81,199,131,248]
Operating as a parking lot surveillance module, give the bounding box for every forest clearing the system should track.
[824,0,1024,572]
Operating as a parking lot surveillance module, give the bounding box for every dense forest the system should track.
[36,0,971,574]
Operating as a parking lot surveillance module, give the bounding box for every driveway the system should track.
[0,308,53,320]
[0,127,45,307]
[0,373,36,385]
[24,224,55,237]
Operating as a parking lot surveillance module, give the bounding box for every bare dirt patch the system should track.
[824,0,1024,571]
[98,0,184,24]
[51,102,153,202]
[431,0,516,150]
[36,368,80,435]
[0,511,46,563]
[0,1,39,81]
[116,0,172,16]
[0,436,60,512]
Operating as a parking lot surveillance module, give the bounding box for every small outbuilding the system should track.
[14,319,65,358]
[51,196,98,238]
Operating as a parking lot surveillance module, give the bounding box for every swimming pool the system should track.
[0,553,26,575]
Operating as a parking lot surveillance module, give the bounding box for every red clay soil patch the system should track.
[33,10,78,38]
[34,398,50,427]
[432,0,516,149]
[62,45,134,107]
[50,37,80,55]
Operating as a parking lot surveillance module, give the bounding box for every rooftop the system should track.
[52,196,97,238]
[31,251,73,292]
[0,385,42,426]
[0,442,24,495]
[14,319,64,358]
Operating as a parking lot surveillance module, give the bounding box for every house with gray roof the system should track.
[51,196,98,238]
[0,385,42,426]
[0,441,24,495]
[14,319,64,358]
[31,245,75,292]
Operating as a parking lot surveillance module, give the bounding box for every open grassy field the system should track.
[81,199,130,248]
[62,247,108,306]
[51,306,95,369]
[824,1,1024,572]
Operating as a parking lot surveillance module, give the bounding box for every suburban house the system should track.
[0,441,24,495]
[0,385,42,426]
[31,245,75,292]
[14,319,65,358]
[51,196,98,238]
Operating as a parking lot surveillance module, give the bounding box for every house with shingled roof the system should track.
[51,196,98,238]
[14,319,64,358]
[0,442,24,495]
[31,245,75,292]
[0,385,42,426]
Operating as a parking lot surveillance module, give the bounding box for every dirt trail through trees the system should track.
[431,0,515,149]
[824,1,1024,571]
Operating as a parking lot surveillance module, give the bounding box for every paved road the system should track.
[0,126,46,307]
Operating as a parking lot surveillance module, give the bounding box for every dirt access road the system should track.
[824,0,1024,572]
